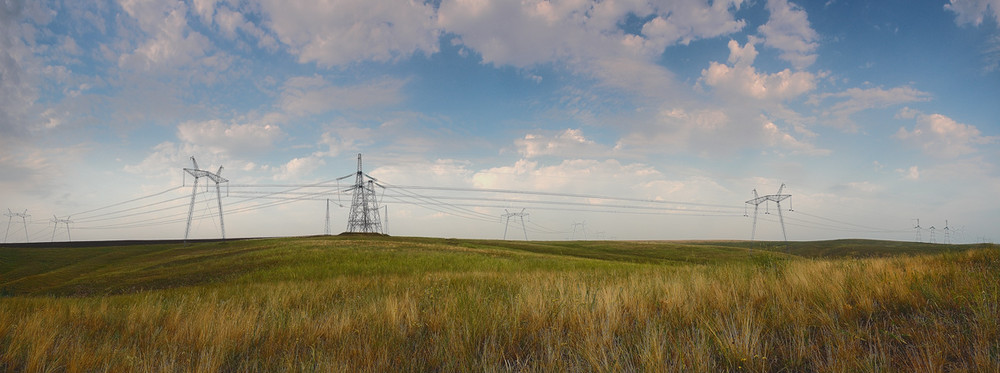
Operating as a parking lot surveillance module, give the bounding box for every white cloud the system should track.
[206,4,279,51]
[758,0,819,69]
[642,1,747,49]
[472,158,663,194]
[893,110,995,158]
[258,0,439,67]
[762,120,830,156]
[615,107,731,155]
[515,128,611,158]
[177,120,284,156]
[319,124,376,157]
[273,155,325,181]
[438,0,745,100]
[615,107,827,157]
[897,165,920,180]
[985,34,1000,72]
[0,1,48,137]
[945,0,1000,26]
[117,0,213,72]
[700,40,817,101]
[279,76,406,115]
[808,86,932,131]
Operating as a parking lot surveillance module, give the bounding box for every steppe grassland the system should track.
[1,237,997,371]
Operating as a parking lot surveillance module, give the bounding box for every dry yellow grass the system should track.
[1,239,998,372]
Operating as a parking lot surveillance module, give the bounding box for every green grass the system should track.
[1,236,998,371]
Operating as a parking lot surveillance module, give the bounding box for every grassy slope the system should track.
[0,236,989,297]
[1,236,998,372]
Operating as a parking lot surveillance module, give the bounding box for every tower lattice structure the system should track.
[745,183,792,252]
[342,154,384,234]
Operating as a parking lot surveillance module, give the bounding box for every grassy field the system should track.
[1,236,998,372]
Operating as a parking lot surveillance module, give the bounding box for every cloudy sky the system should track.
[1,0,998,243]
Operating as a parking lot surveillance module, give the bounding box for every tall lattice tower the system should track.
[342,154,384,234]
[183,157,228,242]
[745,183,792,252]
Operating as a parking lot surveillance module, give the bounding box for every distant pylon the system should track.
[183,157,228,242]
[913,219,922,242]
[501,208,529,240]
[571,221,587,240]
[928,226,936,244]
[51,215,72,242]
[745,183,792,252]
[943,220,951,244]
[4,209,30,243]
[339,154,384,234]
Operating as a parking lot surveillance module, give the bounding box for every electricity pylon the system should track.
[913,219,922,242]
[501,208,529,240]
[183,157,228,242]
[339,154,384,234]
[745,183,792,252]
[928,226,936,244]
[4,209,30,243]
[571,221,587,240]
[943,220,951,244]
[51,215,72,242]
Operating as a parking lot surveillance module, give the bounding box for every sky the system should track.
[1,0,998,243]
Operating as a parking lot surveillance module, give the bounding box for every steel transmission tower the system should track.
[339,154,384,234]
[571,221,587,240]
[4,209,30,243]
[183,157,228,242]
[913,219,922,242]
[745,183,792,252]
[501,208,529,240]
[943,220,951,244]
[51,215,72,242]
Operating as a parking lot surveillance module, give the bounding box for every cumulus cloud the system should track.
[258,0,439,67]
[893,109,995,158]
[117,0,213,72]
[700,40,817,101]
[318,124,376,157]
[176,120,284,156]
[615,106,827,157]
[438,0,745,100]
[472,158,663,194]
[762,120,830,156]
[273,155,325,180]
[945,0,1000,26]
[758,0,819,69]
[0,0,48,137]
[897,165,920,180]
[808,86,932,131]
[515,128,611,158]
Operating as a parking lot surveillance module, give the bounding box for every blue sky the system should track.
[1,0,998,243]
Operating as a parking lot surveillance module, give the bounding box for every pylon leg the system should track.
[185,177,199,242]
[215,181,225,240]
[777,201,788,253]
[4,215,11,243]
